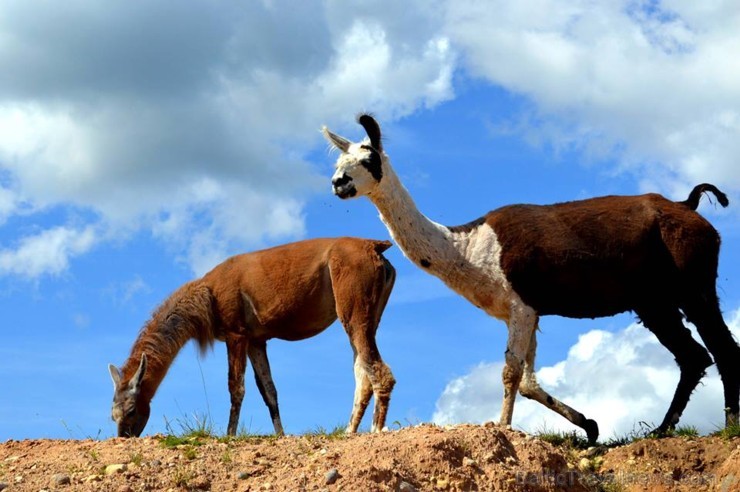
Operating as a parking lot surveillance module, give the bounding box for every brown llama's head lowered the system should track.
[108,353,150,437]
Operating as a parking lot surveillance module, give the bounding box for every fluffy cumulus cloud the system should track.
[0,0,455,277]
[442,0,740,198]
[2,0,738,279]
[0,225,97,278]
[433,309,740,439]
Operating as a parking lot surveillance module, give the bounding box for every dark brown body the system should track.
[109,237,396,437]
[488,193,721,318]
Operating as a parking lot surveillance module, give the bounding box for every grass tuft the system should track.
[713,422,740,440]
[534,425,590,449]
[305,424,346,440]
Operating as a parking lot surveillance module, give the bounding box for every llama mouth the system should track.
[333,184,357,199]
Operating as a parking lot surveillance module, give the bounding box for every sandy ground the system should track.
[1,423,738,491]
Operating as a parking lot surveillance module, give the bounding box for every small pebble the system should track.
[150,459,162,467]
[0,482,8,491]
[399,480,418,491]
[462,457,477,467]
[105,463,128,475]
[325,468,340,485]
[52,473,71,486]
[237,471,250,480]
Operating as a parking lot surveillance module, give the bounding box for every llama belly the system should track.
[507,269,634,318]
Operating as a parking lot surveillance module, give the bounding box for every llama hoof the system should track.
[649,423,672,438]
[583,419,599,444]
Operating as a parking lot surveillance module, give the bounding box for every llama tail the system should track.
[370,239,393,254]
[680,183,729,210]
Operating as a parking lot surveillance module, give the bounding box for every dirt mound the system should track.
[1,423,737,491]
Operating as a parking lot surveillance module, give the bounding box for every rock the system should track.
[150,459,162,467]
[0,482,8,491]
[462,457,477,468]
[436,477,450,490]
[51,473,71,486]
[325,468,340,485]
[105,463,128,475]
[398,480,418,491]
[237,471,250,480]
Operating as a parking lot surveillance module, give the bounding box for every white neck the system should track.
[366,160,513,320]
[369,165,461,274]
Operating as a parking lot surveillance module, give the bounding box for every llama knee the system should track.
[502,352,524,394]
[369,361,395,400]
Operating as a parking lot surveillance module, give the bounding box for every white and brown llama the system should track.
[323,114,740,443]
[108,237,396,437]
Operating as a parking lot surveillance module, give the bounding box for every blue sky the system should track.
[1,0,739,441]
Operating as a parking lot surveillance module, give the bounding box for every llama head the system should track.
[323,114,386,199]
[108,353,150,437]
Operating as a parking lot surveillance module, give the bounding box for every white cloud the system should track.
[0,1,455,278]
[0,225,97,278]
[442,0,740,198]
[433,309,740,439]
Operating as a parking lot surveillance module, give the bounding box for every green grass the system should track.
[671,425,700,438]
[535,421,703,450]
[128,451,143,466]
[304,424,347,440]
[534,425,591,449]
[713,421,740,439]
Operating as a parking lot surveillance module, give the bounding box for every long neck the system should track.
[121,281,214,404]
[122,319,191,405]
[369,166,461,273]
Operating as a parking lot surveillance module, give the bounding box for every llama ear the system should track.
[109,364,122,390]
[321,126,351,153]
[130,353,147,391]
[357,114,382,151]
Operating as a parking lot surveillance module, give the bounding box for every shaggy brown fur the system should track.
[109,237,396,437]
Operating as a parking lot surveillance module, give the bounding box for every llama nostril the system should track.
[332,175,351,187]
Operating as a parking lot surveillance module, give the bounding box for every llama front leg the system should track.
[248,341,284,436]
[499,304,537,427]
[518,328,599,443]
[225,334,248,436]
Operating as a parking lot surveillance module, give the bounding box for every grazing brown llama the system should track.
[108,237,396,437]
[322,114,740,443]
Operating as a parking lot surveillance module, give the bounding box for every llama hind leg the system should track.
[248,341,284,436]
[682,296,740,428]
[225,334,248,436]
[346,353,373,434]
[350,339,395,433]
[637,306,713,434]
[517,329,599,444]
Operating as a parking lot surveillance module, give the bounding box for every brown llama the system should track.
[108,237,396,437]
[323,114,740,443]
